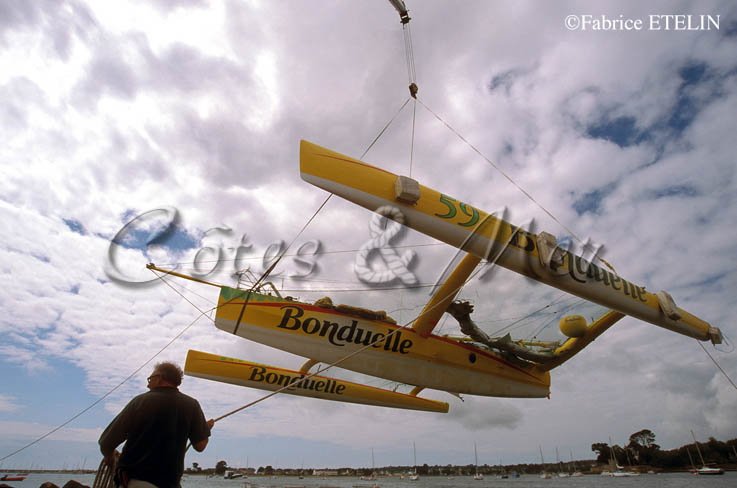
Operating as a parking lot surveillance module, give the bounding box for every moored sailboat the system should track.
[360,448,377,481]
[691,430,725,475]
[570,449,583,477]
[409,442,419,481]
[539,446,552,479]
[473,443,483,480]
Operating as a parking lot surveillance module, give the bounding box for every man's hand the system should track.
[207,419,215,431]
[103,449,120,468]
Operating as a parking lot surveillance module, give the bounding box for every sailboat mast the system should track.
[474,442,478,472]
[690,430,707,467]
[687,448,696,471]
[608,437,617,468]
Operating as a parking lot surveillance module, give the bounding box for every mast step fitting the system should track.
[655,290,682,320]
[394,175,421,204]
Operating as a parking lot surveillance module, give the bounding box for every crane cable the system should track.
[414,96,618,274]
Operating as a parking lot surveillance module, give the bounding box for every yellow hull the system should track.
[299,140,715,342]
[214,288,550,398]
[184,349,449,413]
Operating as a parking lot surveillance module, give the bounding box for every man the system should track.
[99,362,215,488]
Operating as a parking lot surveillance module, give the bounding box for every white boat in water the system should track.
[224,470,243,479]
[611,469,639,477]
[556,447,569,477]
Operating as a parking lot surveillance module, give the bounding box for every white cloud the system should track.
[0,420,101,442]
[0,395,22,413]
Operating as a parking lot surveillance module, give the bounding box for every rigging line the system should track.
[488,293,573,338]
[525,298,588,341]
[276,284,438,293]
[414,97,618,274]
[145,268,218,306]
[154,241,445,267]
[0,300,214,464]
[697,340,737,390]
[232,194,332,336]
[361,97,412,160]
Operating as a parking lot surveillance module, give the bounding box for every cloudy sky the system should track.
[1,0,736,473]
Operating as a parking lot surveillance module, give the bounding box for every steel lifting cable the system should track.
[231,94,417,334]
[360,97,412,160]
[387,0,419,177]
[402,9,418,179]
[414,97,618,274]
[697,340,737,390]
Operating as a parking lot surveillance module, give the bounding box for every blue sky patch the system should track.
[489,69,518,91]
[666,62,709,135]
[63,218,86,235]
[584,61,718,151]
[586,116,639,147]
[112,208,200,254]
[648,185,699,199]
[725,20,737,37]
[572,184,616,216]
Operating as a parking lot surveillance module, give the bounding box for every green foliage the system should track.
[592,429,736,469]
[215,460,228,475]
[627,429,660,464]
[590,442,611,464]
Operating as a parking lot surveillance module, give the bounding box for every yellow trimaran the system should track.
[153,140,721,414]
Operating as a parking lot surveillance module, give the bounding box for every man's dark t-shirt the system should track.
[99,386,210,488]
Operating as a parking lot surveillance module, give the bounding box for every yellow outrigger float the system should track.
[185,350,448,413]
[299,140,721,345]
[161,140,721,411]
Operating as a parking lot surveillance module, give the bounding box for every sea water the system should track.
[3,471,735,488]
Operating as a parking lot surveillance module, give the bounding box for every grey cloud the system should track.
[446,398,523,430]
[149,0,208,13]
[0,0,41,41]
[71,34,144,107]
[0,0,95,59]
[0,77,45,135]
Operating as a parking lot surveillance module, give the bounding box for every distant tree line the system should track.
[592,429,737,468]
[184,431,737,477]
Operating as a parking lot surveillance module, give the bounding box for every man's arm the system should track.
[192,419,215,452]
[99,407,130,465]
